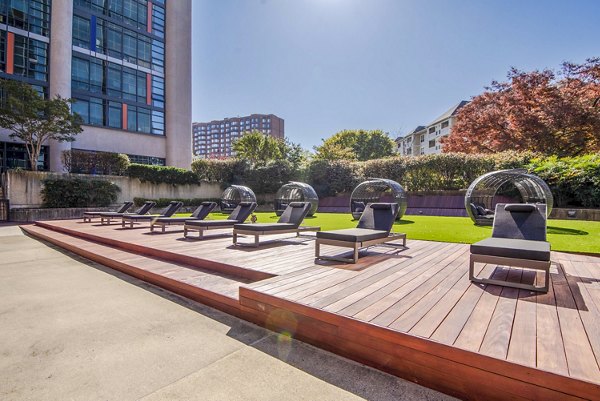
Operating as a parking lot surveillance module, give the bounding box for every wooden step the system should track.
[22,224,253,317]
[34,220,274,282]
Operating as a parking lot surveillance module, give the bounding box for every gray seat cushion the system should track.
[471,237,550,262]
[154,217,193,224]
[185,219,236,227]
[317,228,389,243]
[233,223,296,232]
[123,215,155,221]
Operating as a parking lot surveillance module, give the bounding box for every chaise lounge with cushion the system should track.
[83,201,133,222]
[183,202,257,239]
[98,201,156,225]
[232,202,319,247]
[149,201,217,233]
[469,203,551,292]
[315,202,406,263]
[121,201,183,228]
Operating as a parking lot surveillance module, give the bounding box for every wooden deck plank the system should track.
[23,219,600,400]
[552,261,600,383]
[329,244,466,317]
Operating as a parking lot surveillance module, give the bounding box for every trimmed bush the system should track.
[127,163,199,185]
[529,154,600,207]
[41,178,120,207]
[191,158,249,187]
[62,150,130,175]
[307,159,363,197]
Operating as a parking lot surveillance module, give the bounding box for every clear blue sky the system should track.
[192,0,600,150]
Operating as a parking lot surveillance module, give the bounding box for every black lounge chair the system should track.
[121,201,183,228]
[149,202,217,232]
[469,202,495,226]
[315,203,406,263]
[83,201,133,222]
[98,201,156,225]
[470,203,551,292]
[183,202,257,239]
[232,202,319,247]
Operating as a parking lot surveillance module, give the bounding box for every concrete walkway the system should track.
[0,224,456,401]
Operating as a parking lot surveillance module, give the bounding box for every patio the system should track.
[22,219,600,401]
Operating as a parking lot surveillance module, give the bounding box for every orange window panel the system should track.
[146,74,151,105]
[147,2,153,33]
[122,104,128,130]
[6,32,14,74]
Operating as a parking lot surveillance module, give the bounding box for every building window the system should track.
[12,34,48,82]
[420,135,424,143]
[73,15,90,49]
[441,120,449,129]
[428,127,435,134]
[429,139,435,148]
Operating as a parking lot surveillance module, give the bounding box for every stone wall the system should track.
[5,171,222,209]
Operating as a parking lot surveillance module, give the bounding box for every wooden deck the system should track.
[22,219,600,401]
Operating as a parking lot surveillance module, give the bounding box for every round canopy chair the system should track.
[465,169,553,225]
[219,185,257,213]
[274,181,319,216]
[350,178,407,220]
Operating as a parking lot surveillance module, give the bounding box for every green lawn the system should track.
[176,211,600,254]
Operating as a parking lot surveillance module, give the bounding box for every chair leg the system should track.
[150,224,154,232]
[315,240,320,258]
[254,234,259,247]
[353,243,359,263]
[233,231,237,244]
[469,255,476,281]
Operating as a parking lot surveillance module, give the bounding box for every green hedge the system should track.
[41,178,120,208]
[127,163,199,185]
[192,158,301,193]
[529,154,600,208]
[133,197,221,208]
[61,150,130,175]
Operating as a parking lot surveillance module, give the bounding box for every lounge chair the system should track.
[98,201,156,225]
[469,203,551,292]
[183,201,257,239]
[149,201,217,232]
[232,202,319,247]
[121,201,183,228]
[315,203,406,263]
[469,202,495,226]
[83,201,133,222]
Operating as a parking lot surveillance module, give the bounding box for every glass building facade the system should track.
[0,0,191,171]
[70,0,166,137]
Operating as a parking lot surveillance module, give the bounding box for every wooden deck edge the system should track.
[239,286,600,401]
[21,225,243,317]
[33,221,275,282]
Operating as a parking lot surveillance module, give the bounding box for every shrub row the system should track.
[41,178,119,207]
[192,158,300,193]
[126,163,199,185]
[530,154,600,208]
[62,150,130,175]
[133,197,221,208]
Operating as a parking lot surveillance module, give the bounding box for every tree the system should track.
[232,130,307,168]
[0,79,83,171]
[314,129,396,161]
[443,58,600,156]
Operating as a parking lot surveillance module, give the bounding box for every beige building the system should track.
[397,101,468,156]
[193,114,284,159]
[0,0,192,171]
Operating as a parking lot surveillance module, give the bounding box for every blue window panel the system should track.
[90,15,97,52]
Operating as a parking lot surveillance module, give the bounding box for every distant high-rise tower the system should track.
[193,114,284,159]
[0,0,192,171]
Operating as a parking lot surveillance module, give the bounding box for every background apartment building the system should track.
[193,114,284,159]
[0,0,192,171]
[396,101,468,156]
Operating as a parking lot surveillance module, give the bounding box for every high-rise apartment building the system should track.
[396,101,468,156]
[193,114,284,159]
[0,0,191,171]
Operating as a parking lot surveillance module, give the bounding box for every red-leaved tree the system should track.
[443,58,600,156]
